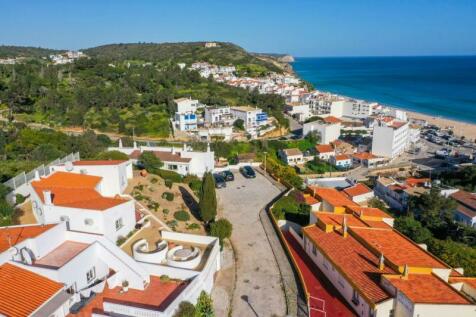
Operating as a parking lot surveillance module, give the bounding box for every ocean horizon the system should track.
[292,56,476,124]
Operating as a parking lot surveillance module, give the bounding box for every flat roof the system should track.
[34,241,90,269]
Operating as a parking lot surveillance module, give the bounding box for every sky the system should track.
[1,0,475,57]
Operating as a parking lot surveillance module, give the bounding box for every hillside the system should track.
[84,42,283,76]
[0,42,288,138]
[0,45,64,58]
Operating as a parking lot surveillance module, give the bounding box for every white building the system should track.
[174,97,201,114]
[204,106,234,126]
[230,106,268,128]
[278,148,304,166]
[29,171,136,243]
[286,103,311,122]
[0,221,221,317]
[173,98,201,131]
[330,154,353,169]
[111,143,214,177]
[315,144,335,161]
[49,160,133,196]
[328,100,374,119]
[303,118,341,144]
[371,121,409,158]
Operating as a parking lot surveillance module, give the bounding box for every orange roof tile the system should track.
[385,273,471,304]
[346,206,392,219]
[73,160,127,166]
[31,172,128,211]
[334,154,352,161]
[315,144,334,153]
[352,152,377,160]
[0,224,56,253]
[309,187,357,208]
[317,212,391,229]
[343,183,372,198]
[449,277,476,290]
[323,116,342,124]
[303,225,393,304]
[405,178,431,188]
[0,263,64,317]
[350,227,448,269]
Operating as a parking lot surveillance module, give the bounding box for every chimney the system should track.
[342,215,348,238]
[207,142,211,152]
[34,170,40,181]
[133,141,138,149]
[43,190,53,205]
[379,253,385,270]
[402,264,409,279]
[118,138,123,148]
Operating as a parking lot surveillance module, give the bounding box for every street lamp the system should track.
[263,151,268,173]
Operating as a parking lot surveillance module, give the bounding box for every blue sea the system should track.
[292,56,476,124]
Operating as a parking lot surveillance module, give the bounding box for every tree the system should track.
[394,216,433,244]
[30,144,65,162]
[194,291,214,317]
[139,151,163,172]
[0,200,14,226]
[368,197,389,212]
[198,172,217,223]
[210,218,233,247]
[173,301,196,317]
[95,150,129,160]
[233,119,245,131]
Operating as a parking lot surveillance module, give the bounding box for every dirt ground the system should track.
[125,171,206,235]
[13,201,38,225]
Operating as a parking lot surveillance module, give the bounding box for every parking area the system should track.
[216,169,286,317]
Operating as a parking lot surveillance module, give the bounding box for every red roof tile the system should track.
[0,224,56,253]
[385,273,471,304]
[451,190,476,211]
[343,183,372,198]
[308,187,358,208]
[0,263,64,317]
[352,152,377,160]
[323,116,342,124]
[34,241,90,268]
[334,154,352,161]
[405,178,430,188]
[449,277,476,290]
[315,144,334,153]
[346,206,392,219]
[32,172,128,211]
[303,225,394,304]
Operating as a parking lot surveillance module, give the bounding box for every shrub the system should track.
[166,220,178,230]
[183,175,202,196]
[210,218,233,247]
[15,194,26,205]
[187,223,201,230]
[162,192,174,201]
[147,201,160,211]
[95,150,129,160]
[195,291,214,317]
[163,208,169,215]
[159,275,170,282]
[174,210,190,222]
[139,151,163,172]
[156,169,183,183]
[173,301,196,317]
[165,179,173,189]
[116,236,126,246]
[150,177,159,184]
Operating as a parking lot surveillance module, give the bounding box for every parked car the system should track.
[220,170,234,181]
[240,166,256,178]
[213,173,227,188]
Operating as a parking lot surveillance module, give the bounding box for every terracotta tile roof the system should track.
[334,154,352,161]
[352,152,377,160]
[309,187,357,208]
[451,190,476,211]
[282,148,303,157]
[0,224,56,253]
[391,121,407,129]
[34,241,90,268]
[0,263,64,317]
[343,183,372,198]
[70,276,188,315]
[405,177,430,188]
[31,172,128,211]
[129,150,191,163]
[304,195,319,206]
[385,273,471,304]
[449,277,476,290]
[346,206,392,219]
[455,203,476,219]
[317,212,391,229]
[323,116,342,124]
[73,160,127,166]
[303,225,394,304]
[350,227,449,269]
[315,144,334,153]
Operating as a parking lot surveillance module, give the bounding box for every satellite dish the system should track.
[20,248,34,265]
[65,161,74,172]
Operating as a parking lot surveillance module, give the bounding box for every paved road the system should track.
[217,171,286,317]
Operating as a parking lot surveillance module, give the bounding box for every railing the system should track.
[3,152,80,190]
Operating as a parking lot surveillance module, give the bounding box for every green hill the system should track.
[0,46,64,58]
[84,42,283,76]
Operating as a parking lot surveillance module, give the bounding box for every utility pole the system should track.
[263,151,267,172]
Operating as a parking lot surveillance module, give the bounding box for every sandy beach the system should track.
[405,110,476,141]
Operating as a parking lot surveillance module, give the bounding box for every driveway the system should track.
[217,170,286,317]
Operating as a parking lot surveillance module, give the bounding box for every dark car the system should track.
[220,170,234,181]
[213,173,227,188]
[240,166,256,178]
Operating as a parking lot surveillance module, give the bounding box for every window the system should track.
[312,244,317,256]
[352,289,360,305]
[84,218,94,226]
[323,257,329,269]
[66,283,76,294]
[86,267,96,283]
[168,164,178,170]
[115,218,124,231]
